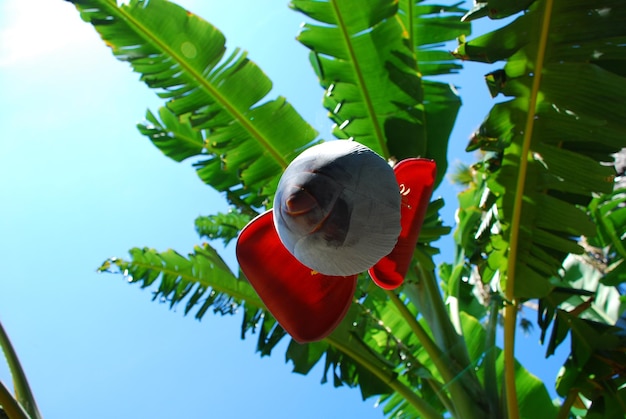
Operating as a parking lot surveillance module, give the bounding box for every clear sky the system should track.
[0,0,567,418]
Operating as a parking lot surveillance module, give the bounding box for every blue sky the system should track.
[0,0,567,417]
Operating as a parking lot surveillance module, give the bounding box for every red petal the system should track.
[236,210,357,343]
[369,159,436,290]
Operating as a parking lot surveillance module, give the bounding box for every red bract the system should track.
[236,158,435,342]
[236,210,357,343]
[369,158,436,289]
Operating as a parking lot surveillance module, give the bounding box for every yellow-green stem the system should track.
[426,378,456,417]
[386,292,452,380]
[325,334,443,419]
[484,297,500,415]
[503,305,518,417]
[556,390,578,419]
[0,381,30,419]
[0,321,42,419]
[386,291,482,419]
[503,0,554,416]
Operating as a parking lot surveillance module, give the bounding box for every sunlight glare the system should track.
[0,0,93,67]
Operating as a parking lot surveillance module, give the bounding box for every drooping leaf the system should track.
[68,0,626,416]
[69,0,318,208]
[97,244,266,338]
[292,0,469,188]
[453,0,626,299]
[452,3,626,415]
[418,197,452,247]
[195,211,251,246]
[397,1,470,185]
[462,0,536,21]
[554,311,626,417]
[537,214,626,358]
[286,340,329,375]
[291,0,424,160]
[492,335,558,418]
[138,107,204,163]
[137,107,265,208]
[327,299,445,417]
[399,2,469,76]
[589,187,626,287]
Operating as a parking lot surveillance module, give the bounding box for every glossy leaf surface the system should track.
[72,0,317,208]
[291,0,417,159]
[67,0,626,416]
[453,0,626,299]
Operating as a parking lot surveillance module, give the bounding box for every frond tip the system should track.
[98,244,264,332]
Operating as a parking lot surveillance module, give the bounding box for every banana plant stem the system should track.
[404,261,473,375]
[556,390,577,419]
[325,334,443,419]
[503,303,518,418]
[0,380,30,419]
[503,0,554,416]
[0,321,42,419]
[386,291,483,419]
[484,297,500,415]
[426,378,456,417]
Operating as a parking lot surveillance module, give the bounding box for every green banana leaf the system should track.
[292,0,468,187]
[453,0,626,300]
[67,0,626,416]
[71,0,318,209]
[452,0,626,416]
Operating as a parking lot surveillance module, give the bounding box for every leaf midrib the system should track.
[104,0,288,169]
[128,256,266,309]
[330,0,390,158]
[503,0,556,417]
